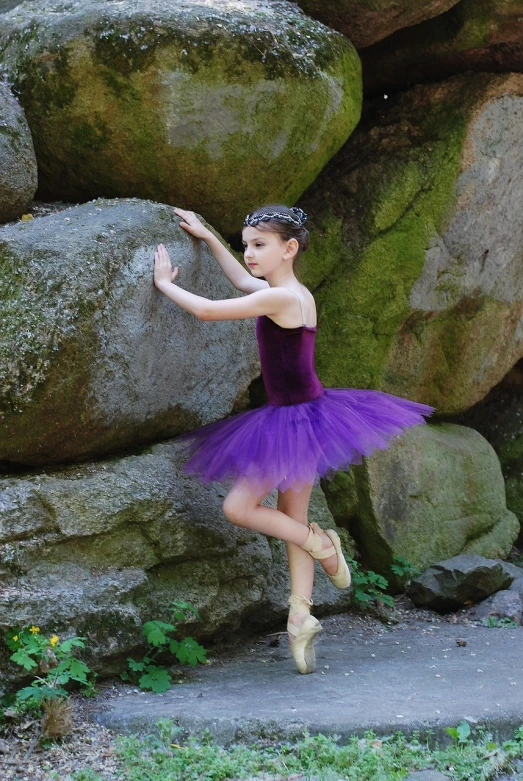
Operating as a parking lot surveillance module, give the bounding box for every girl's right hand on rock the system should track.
[174,208,210,239]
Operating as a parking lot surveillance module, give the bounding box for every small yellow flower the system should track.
[12,635,18,642]
[29,625,40,634]
[49,635,59,647]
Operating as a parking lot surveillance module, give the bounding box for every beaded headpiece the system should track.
[243,206,308,228]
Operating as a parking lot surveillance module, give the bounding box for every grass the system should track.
[55,721,523,781]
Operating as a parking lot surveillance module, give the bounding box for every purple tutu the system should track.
[178,387,434,493]
[178,316,435,494]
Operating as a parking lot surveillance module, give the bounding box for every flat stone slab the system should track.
[89,616,523,745]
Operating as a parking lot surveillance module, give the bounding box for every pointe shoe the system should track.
[301,522,352,589]
[287,595,322,675]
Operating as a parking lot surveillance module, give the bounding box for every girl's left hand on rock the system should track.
[154,243,179,288]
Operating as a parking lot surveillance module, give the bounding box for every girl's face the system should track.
[242,227,292,276]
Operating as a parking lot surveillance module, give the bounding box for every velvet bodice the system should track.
[256,315,325,406]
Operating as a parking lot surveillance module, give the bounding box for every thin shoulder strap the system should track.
[289,289,306,326]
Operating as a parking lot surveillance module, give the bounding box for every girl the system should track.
[153,204,434,675]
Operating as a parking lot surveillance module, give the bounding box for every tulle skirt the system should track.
[177,389,435,494]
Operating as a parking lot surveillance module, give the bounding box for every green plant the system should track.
[4,624,95,712]
[502,724,523,753]
[390,555,420,581]
[485,616,519,628]
[347,558,394,608]
[2,623,96,740]
[446,720,472,747]
[121,600,207,693]
[112,722,523,780]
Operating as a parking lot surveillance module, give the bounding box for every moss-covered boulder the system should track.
[0,0,361,236]
[299,73,523,415]
[0,439,351,682]
[323,424,519,582]
[458,361,523,540]
[294,0,459,49]
[362,0,523,94]
[0,80,37,223]
[0,198,259,468]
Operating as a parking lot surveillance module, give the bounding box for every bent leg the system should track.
[222,477,311,547]
[223,477,341,575]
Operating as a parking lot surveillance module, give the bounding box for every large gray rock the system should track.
[0,439,353,682]
[474,589,523,625]
[509,578,523,597]
[0,79,37,223]
[407,554,513,612]
[299,73,523,415]
[0,0,362,236]
[323,424,519,582]
[0,198,258,467]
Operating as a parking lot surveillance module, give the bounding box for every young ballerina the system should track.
[153,204,434,675]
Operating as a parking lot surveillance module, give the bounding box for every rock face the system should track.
[294,0,459,49]
[299,73,523,415]
[407,554,514,612]
[323,424,519,580]
[362,0,523,93]
[0,80,37,223]
[0,198,259,467]
[0,0,362,236]
[0,439,353,681]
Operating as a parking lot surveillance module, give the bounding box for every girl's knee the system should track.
[222,493,247,526]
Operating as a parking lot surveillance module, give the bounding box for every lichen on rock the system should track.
[0,198,258,467]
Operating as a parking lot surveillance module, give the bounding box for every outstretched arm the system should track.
[174,208,268,294]
[154,244,290,320]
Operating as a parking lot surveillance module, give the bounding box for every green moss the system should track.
[0,124,23,144]
[300,213,344,290]
[70,117,111,152]
[424,0,506,52]
[383,296,513,413]
[15,45,78,117]
[311,103,467,391]
[505,477,523,526]
[320,470,359,527]
[89,10,353,82]
[100,68,141,101]
[498,435,523,476]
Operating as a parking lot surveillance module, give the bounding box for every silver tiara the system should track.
[243,206,308,228]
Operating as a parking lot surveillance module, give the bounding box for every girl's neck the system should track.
[265,267,299,289]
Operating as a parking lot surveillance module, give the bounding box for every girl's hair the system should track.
[243,204,310,267]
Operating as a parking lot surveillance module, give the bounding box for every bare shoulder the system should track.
[236,277,270,294]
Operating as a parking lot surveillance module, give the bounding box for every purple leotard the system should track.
[178,310,434,494]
